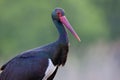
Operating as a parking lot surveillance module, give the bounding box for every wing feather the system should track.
[0,50,49,80]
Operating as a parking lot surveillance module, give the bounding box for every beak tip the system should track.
[78,38,81,42]
[75,35,81,42]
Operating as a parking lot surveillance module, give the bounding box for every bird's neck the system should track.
[53,20,69,44]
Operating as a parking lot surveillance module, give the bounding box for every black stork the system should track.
[0,8,80,80]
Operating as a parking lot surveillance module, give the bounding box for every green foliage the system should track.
[0,0,119,59]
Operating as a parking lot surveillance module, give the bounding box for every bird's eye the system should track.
[57,12,62,17]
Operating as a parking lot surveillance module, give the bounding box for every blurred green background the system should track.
[0,0,120,80]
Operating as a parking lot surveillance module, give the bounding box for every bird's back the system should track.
[0,42,68,80]
[0,50,49,80]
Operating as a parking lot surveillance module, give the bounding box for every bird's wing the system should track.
[0,50,49,80]
[0,57,15,71]
[0,62,7,71]
[0,50,36,71]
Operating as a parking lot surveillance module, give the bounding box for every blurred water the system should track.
[54,40,120,80]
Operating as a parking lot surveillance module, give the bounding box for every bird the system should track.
[0,8,80,80]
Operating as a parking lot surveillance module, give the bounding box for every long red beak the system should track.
[60,16,81,42]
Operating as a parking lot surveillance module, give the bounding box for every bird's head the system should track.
[52,8,81,42]
[52,8,65,21]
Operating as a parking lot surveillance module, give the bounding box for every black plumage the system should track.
[0,8,80,80]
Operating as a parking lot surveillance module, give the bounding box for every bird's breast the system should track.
[42,59,57,80]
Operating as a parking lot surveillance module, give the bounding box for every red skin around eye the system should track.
[58,12,62,17]
[56,10,62,17]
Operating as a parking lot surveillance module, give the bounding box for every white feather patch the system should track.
[0,70,2,74]
[42,59,57,80]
